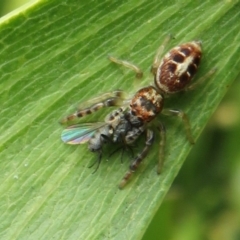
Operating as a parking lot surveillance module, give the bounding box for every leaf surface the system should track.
[0,0,240,239]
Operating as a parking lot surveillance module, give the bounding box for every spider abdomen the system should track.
[155,41,202,94]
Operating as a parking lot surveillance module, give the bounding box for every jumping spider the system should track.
[60,36,215,188]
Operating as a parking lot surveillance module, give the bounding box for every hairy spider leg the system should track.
[109,55,144,92]
[157,122,166,174]
[60,90,125,124]
[151,34,172,75]
[185,67,217,91]
[162,108,195,144]
[119,129,154,189]
[108,56,143,79]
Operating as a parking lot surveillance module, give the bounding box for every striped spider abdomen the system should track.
[155,41,202,94]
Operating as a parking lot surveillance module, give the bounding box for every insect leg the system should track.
[88,131,112,173]
[108,56,143,79]
[60,90,125,124]
[151,34,172,75]
[185,68,217,91]
[119,129,154,189]
[162,108,195,144]
[157,122,166,174]
[88,149,102,173]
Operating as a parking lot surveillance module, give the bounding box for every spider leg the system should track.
[185,67,217,91]
[60,90,125,124]
[157,122,166,174]
[162,108,194,144]
[108,56,143,79]
[119,129,154,189]
[151,34,172,75]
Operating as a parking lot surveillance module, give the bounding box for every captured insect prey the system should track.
[60,36,215,189]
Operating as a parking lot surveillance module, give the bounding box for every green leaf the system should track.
[0,0,239,239]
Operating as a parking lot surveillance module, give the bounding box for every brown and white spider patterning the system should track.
[60,36,214,188]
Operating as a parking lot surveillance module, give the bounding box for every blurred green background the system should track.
[1,1,240,240]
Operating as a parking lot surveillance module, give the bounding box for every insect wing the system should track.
[61,123,106,145]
